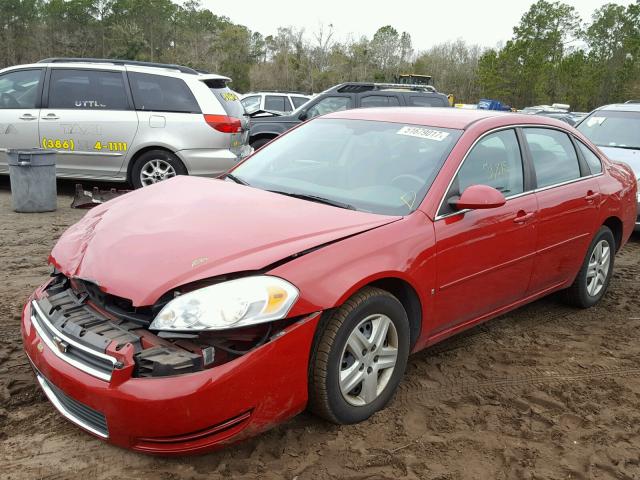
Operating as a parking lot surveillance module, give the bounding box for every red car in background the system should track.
[22,108,637,454]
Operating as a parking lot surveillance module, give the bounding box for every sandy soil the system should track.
[1,177,640,480]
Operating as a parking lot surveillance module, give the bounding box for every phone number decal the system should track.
[42,137,75,150]
[94,141,127,152]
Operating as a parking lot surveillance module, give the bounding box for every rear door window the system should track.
[49,69,129,110]
[0,69,43,109]
[407,95,447,107]
[128,72,200,113]
[524,128,581,188]
[360,95,401,108]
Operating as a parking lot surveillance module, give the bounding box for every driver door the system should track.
[432,129,538,334]
[0,68,44,173]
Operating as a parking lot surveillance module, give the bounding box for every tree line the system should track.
[1,0,639,110]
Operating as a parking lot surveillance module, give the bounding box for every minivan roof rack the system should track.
[38,58,205,75]
[335,82,437,93]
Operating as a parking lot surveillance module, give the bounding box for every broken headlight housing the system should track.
[149,276,299,331]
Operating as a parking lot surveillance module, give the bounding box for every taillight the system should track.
[203,114,242,133]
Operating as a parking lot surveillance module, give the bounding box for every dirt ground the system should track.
[1,177,639,480]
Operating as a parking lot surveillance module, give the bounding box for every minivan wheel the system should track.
[564,226,615,308]
[308,287,410,425]
[131,150,187,188]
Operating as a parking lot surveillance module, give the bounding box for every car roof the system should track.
[0,61,230,80]
[323,107,572,130]
[592,103,640,113]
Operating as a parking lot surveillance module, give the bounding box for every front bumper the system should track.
[22,285,320,455]
[176,146,253,178]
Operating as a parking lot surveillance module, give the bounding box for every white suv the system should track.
[0,58,252,188]
[240,91,311,114]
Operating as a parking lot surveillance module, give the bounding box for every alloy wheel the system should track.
[140,159,177,186]
[586,239,611,297]
[339,314,398,406]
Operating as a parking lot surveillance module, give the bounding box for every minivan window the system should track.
[49,69,128,110]
[0,69,42,109]
[291,96,308,108]
[577,141,603,174]
[524,128,581,188]
[129,72,200,113]
[265,95,287,111]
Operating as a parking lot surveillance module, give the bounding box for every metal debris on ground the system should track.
[71,184,131,209]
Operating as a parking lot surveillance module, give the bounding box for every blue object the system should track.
[478,98,511,111]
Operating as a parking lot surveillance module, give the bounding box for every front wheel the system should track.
[308,287,410,424]
[564,226,615,308]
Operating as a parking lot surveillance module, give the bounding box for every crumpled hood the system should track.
[599,146,640,178]
[51,176,399,306]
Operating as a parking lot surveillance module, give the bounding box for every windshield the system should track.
[230,118,462,215]
[577,110,640,150]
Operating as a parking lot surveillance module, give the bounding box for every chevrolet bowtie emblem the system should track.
[53,336,68,354]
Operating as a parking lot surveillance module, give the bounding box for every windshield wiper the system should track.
[225,173,250,186]
[267,190,356,210]
[596,144,640,151]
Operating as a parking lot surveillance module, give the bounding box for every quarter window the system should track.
[360,95,401,108]
[49,69,128,110]
[306,96,352,119]
[0,69,42,109]
[524,128,580,188]
[128,72,200,113]
[577,141,603,175]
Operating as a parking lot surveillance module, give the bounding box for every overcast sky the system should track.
[202,0,635,50]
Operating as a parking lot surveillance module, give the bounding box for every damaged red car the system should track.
[22,108,637,454]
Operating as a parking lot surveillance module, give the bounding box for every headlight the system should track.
[150,276,299,331]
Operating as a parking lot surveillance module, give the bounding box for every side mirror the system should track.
[298,110,308,121]
[454,184,506,210]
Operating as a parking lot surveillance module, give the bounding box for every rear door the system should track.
[0,68,44,173]
[39,68,138,178]
[523,127,601,293]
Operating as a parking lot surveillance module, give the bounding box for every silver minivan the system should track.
[0,58,251,188]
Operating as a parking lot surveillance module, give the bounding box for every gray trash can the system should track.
[8,149,57,213]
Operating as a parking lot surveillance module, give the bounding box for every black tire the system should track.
[250,137,275,150]
[308,287,410,424]
[564,226,615,308]
[130,149,187,189]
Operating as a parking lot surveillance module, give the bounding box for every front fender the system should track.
[269,213,437,349]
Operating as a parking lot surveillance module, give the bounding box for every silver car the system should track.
[0,58,251,188]
[577,103,640,230]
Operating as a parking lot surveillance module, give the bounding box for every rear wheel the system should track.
[564,226,615,308]
[131,150,187,188]
[308,287,410,424]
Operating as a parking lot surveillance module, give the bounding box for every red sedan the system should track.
[22,108,637,454]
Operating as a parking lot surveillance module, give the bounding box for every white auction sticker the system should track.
[397,126,450,141]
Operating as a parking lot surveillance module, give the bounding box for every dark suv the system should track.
[248,82,450,148]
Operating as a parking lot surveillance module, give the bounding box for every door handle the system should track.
[19,113,37,121]
[41,113,59,120]
[513,211,535,223]
[585,190,599,202]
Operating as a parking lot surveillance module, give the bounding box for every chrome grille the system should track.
[36,373,108,438]
[31,300,117,381]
